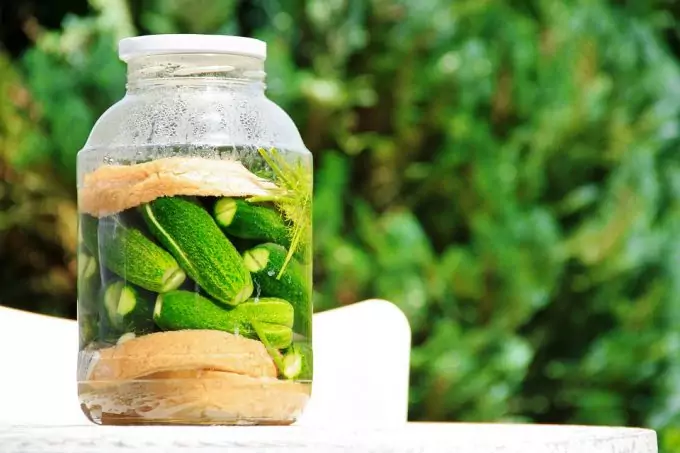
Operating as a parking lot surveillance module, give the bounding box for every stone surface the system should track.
[0,422,657,453]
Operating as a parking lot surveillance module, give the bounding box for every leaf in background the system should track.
[313,151,349,250]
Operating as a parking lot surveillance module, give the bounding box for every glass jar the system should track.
[76,35,313,425]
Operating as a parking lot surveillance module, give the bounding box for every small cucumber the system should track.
[77,248,101,348]
[142,197,253,306]
[77,249,99,309]
[243,243,311,337]
[214,198,310,263]
[282,342,313,381]
[78,250,98,281]
[214,198,289,245]
[80,215,99,256]
[103,281,155,335]
[154,290,293,349]
[77,249,99,305]
[79,315,98,349]
[96,216,186,293]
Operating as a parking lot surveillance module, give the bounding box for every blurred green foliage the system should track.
[0,0,679,449]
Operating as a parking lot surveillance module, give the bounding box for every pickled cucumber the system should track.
[103,281,155,335]
[154,290,293,349]
[97,216,186,293]
[142,197,253,306]
[243,243,311,337]
[282,342,313,380]
[214,198,289,245]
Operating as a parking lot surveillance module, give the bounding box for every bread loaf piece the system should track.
[79,157,279,217]
[88,330,277,381]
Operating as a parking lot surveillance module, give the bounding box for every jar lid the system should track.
[118,34,266,62]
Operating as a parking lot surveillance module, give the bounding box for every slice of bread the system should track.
[88,330,277,381]
[79,157,280,217]
[80,370,311,425]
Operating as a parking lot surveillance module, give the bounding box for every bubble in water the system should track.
[267,270,275,277]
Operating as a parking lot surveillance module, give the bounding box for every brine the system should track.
[76,146,313,425]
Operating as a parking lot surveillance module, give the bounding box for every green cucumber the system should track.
[77,249,100,313]
[142,197,253,306]
[243,243,311,337]
[103,281,155,334]
[214,197,310,263]
[80,215,99,256]
[97,216,186,293]
[154,290,293,349]
[282,342,313,380]
[214,198,290,245]
[78,250,98,281]
[78,316,97,348]
[77,248,101,348]
[77,249,99,307]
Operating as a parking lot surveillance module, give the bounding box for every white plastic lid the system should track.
[118,34,266,62]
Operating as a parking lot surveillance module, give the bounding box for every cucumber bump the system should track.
[142,197,253,306]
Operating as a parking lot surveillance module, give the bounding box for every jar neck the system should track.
[126,53,266,93]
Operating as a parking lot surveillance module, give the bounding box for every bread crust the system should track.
[79,157,279,217]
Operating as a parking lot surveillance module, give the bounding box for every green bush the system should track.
[1,0,679,448]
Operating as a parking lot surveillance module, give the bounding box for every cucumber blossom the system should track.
[243,243,311,337]
[154,290,293,349]
[104,281,155,335]
[96,216,186,293]
[142,197,253,306]
[214,197,289,245]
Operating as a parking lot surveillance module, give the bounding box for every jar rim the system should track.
[118,34,266,62]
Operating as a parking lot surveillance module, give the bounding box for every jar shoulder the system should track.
[81,91,309,155]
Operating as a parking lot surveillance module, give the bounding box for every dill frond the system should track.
[248,147,311,279]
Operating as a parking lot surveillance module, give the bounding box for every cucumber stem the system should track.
[233,280,255,305]
[104,281,125,327]
[116,286,137,317]
[153,294,164,322]
[78,252,97,280]
[243,248,270,273]
[161,267,187,293]
[214,198,238,227]
[282,349,303,379]
[252,320,286,376]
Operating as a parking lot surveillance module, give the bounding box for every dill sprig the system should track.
[247,147,311,279]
